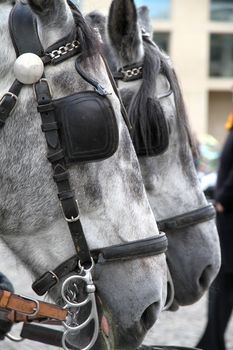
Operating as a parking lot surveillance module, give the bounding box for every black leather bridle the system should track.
[0,2,168,298]
[112,31,216,237]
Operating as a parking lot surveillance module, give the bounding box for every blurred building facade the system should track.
[80,0,233,144]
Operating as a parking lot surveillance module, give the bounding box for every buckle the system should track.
[0,92,18,108]
[33,78,53,100]
[17,295,40,317]
[60,199,80,223]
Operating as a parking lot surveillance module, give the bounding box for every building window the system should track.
[135,0,171,20]
[210,34,233,77]
[210,0,233,22]
[153,32,170,53]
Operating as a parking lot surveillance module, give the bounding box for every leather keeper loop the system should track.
[41,122,58,132]
[47,150,64,163]
[53,171,69,182]
[58,191,75,200]
[32,271,58,296]
[0,291,11,308]
[37,103,54,113]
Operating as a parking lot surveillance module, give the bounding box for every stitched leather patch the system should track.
[53,91,119,163]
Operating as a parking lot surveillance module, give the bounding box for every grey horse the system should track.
[0,1,169,349]
[86,0,221,309]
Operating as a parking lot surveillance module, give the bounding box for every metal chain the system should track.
[47,40,80,61]
[122,66,143,79]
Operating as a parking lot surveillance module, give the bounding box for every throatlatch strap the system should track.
[34,79,91,267]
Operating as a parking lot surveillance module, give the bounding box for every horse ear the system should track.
[137,6,153,38]
[108,0,142,64]
[86,11,106,37]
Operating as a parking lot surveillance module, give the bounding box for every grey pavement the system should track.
[0,241,232,350]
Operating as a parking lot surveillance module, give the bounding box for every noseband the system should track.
[0,3,168,349]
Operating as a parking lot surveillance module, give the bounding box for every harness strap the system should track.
[0,290,67,322]
[157,203,216,232]
[20,324,64,348]
[34,79,92,267]
[9,1,44,56]
[33,233,168,296]
[0,80,23,128]
[100,55,132,131]
[18,323,201,349]
[32,255,79,296]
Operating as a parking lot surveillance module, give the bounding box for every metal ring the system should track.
[78,257,94,272]
[6,331,24,343]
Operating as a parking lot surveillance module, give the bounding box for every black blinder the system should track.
[52,91,119,163]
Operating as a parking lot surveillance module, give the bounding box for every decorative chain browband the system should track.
[121,66,143,80]
[46,39,80,63]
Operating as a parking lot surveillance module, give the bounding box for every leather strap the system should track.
[0,80,23,128]
[33,234,168,296]
[92,233,168,262]
[34,79,92,266]
[100,55,132,131]
[0,291,67,321]
[157,204,216,232]
[138,347,201,350]
[9,2,44,57]
[19,325,201,349]
[21,324,64,347]
[32,255,78,296]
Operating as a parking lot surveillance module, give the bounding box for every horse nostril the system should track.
[199,265,213,290]
[141,302,160,331]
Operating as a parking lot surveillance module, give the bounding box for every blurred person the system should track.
[197,93,233,350]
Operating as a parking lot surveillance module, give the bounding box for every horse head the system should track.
[87,0,221,309]
[0,1,168,349]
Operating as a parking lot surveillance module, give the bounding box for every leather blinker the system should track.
[52,91,119,163]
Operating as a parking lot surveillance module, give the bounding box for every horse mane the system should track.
[128,39,196,165]
[159,49,197,162]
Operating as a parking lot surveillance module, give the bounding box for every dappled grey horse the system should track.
[0,1,169,349]
[86,0,221,310]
